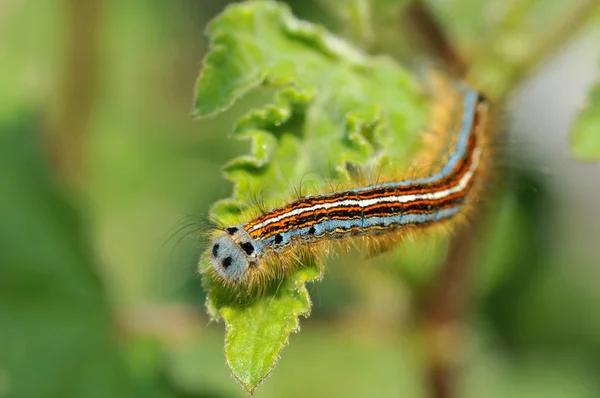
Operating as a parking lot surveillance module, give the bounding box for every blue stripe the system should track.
[250,87,479,249]
[279,206,462,243]
[360,206,461,228]
[351,88,479,192]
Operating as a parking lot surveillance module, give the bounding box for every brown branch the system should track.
[399,1,467,77]
[506,0,600,91]
[469,0,600,101]
[46,0,103,189]
[422,222,475,398]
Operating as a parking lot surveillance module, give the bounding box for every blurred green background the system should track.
[1,0,600,397]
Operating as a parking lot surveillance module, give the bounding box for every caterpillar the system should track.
[203,82,490,292]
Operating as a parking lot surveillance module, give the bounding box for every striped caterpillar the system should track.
[203,82,490,292]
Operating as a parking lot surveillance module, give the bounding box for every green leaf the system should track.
[0,117,132,398]
[315,0,414,60]
[438,1,598,99]
[195,0,428,392]
[571,72,600,161]
[316,0,375,46]
[221,264,320,393]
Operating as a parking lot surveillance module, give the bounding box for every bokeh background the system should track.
[1,1,600,397]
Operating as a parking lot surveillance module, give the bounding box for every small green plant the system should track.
[193,0,600,393]
[195,2,429,391]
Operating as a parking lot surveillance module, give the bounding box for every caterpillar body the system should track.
[204,83,490,290]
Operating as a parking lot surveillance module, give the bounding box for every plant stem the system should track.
[504,0,600,91]
[469,0,600,101]
[399,1,467,77]
[46,0,102,189]
[423,221,477,398]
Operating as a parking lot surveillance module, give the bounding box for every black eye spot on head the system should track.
[226,227,238,235]
[240,241,254,255]
[274,234,283,244]
[308,226,315,235]
[222,256,232,269]
[212,243,220,257]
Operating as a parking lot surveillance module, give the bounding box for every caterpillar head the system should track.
[209,225,259,282]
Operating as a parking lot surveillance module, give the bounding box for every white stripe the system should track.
[248,148,481,232]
